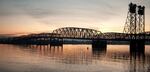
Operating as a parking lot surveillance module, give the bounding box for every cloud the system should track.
[19,0,122,26]
[0,0,124,19]
[0,0,150,33]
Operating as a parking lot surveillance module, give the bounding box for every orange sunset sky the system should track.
[0,0,150,35]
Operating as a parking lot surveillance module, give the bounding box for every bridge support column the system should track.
[130,40,145,53]
[92,40,107,48]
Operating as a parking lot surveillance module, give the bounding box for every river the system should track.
[0,44,150,72]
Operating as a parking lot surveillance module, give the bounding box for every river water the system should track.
[0,44,150,72]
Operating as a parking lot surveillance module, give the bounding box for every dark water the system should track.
[0,44,150,72]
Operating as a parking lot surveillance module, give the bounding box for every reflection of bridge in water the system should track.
[23,44,150,72]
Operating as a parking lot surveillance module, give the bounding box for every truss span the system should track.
[52,27,103,39]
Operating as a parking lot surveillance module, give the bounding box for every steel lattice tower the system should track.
[123,3,145,39]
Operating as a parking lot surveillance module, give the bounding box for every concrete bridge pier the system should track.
[92,40,107,48]
[130,40,145,53]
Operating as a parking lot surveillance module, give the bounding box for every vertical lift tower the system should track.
[123,3,145,52]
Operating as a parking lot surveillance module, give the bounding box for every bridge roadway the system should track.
[12,27,150,42]
[21,35,150,41]
[0,27,150,44]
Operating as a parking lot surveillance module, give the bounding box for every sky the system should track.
[0,0,150,34]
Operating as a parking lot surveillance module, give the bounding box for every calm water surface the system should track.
[0,44,150,72]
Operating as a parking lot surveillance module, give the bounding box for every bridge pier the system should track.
[92,40,107,48]
[130,40,145,53]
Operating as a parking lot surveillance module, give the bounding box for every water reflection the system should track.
[20,45,150,72]
[27,45,63,60]
[129,48,146,72]
[0,44,150,72]
[106,45,130,60]
[26,45,93,64]
[25,44,107,65]
[92,47,106,59]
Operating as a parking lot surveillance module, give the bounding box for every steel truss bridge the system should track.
[1,3,150,45]
[12,27,150,42]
